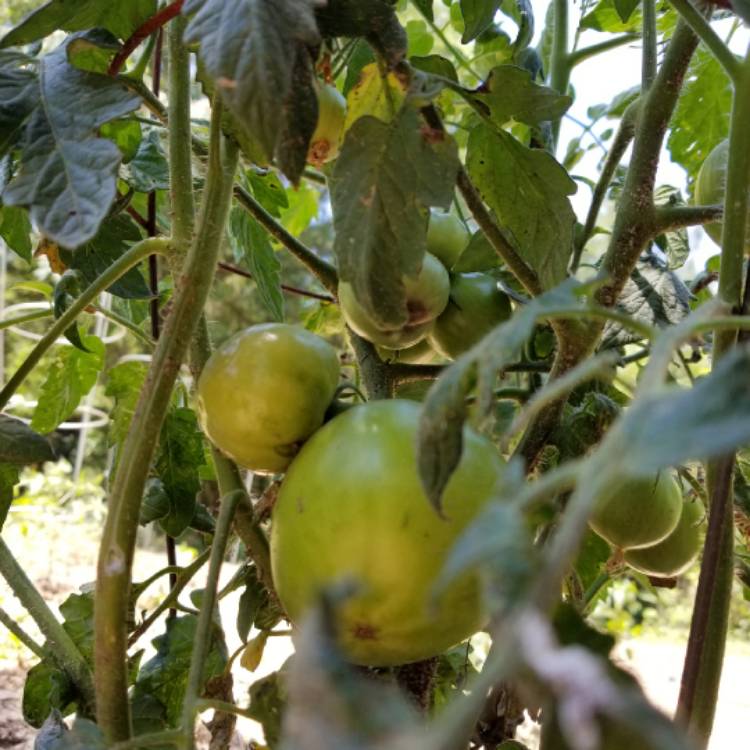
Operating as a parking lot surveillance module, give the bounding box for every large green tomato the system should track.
[307,82,347,167]
[694,139,750,251]
[589,471,682,551]
[197,323,340,474]
[429,273,512,359]
[270,400,503,666]
[338,253,450,349]
[624,497,703,577]
[427,209,470,269]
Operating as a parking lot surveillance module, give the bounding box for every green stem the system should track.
[642,0,658,90]
[0,538,95,708]
[94,102,239,742]
[0,605,45,658]
[91,304,154,348]
[568,34,639,66]
[582,571,611,612]
[652,204,723,233]
[669,0,740,82]
[0,237,167,411]
[181,490,243,749]
[168,13,196,252]
[675,40,750,746]
[128,549,212,647]
[347,331,392,399]
[233,185,338,295]
[572,101,638,270]
[0,308,51,331]
[549,0,570,146]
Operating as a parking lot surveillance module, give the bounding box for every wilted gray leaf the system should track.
[2,40,140,247]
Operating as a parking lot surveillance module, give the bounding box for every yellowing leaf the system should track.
[344,63,406,131]
[240,631,269,672]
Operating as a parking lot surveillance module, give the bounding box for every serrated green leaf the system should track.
[31,335,105,434]
[139,477,170,525]
[614,0,640,22]
[59,213,150,299]
[126,129,169,193]
[247,170,288,218]
[0,414,55,465]
[0,204,33,262]
[155,408,205,538]
[229,206,284,322]
[460,0,502,43]
[280,181,319,237]
[410,54,459,83]
[467,124,575,291]
[474,65,571,127]
[100,118,142,163]
[330,107,460,328]
[105,360,147,446]
[2,39,141,247]
[406,19,434,57]
[66,28,119,74]
[60,591,95,664]
[22,661,76,728]
[0,0,157,47]
[183,0,320,179]
[667,47,732,183]
[580,0,642,31]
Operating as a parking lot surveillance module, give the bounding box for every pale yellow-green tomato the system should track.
[426,209,470,269]
[271,400,504,666]
[197,323,340,474]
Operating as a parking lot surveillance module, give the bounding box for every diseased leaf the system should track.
[601,254,691,348]
[0,0,157,47]
[667,47,732,183]
[467,124,576,291]
[60,213,150,299]
[344,63,407,131]
[183,0,320,179]
[460,0,502,43]
[2,40,141,248]
[474,65,571,127]
[31,335,105,434]
[155,407,205,538]
[0,414,55,465]
[0,205,33,262]
[229,206,284,322]
[331,107,460,328]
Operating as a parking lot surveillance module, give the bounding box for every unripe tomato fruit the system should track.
[624,497,703,577]
[307,82,347,167]
[589,471,682,551]
[694,139,750,251]
[270,400,503,666]
[197,323,340,474]
[429,273,512,359]
[427,209,470,269]
[338,253,450,349]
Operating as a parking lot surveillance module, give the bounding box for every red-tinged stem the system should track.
[108,0,185,77]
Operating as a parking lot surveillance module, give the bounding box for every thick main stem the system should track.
[675,40,750,746]
[94,102,239,741]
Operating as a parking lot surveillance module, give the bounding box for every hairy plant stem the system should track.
[94,101,239,741]
[0,538,95,709]
[518,20,700,467]
[675,40,750,746]
[0,237,168,411]
[549,0,570,146]
[642,0,658,90]
[0,308,51,330]
[652,203,723,233]
[181,491,243,749]
[567,33,639,66]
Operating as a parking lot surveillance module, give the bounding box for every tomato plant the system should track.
[1,1,749,749]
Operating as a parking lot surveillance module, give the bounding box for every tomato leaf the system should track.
[125,128,169,193]
[31,335,105,434]
[460,0,502,43]
[60,591,95,664]
[453,229,500,272]
[59,213,150,299]
[667,47,731,184]
[23,663,76,728]
[105,360,147,447]
[411,54,459,83]
[1,39,141,248]
[344,63,407,131]
[0,414,55,465]
[0,205,33,262]
[0,0,157,47]
[229,206,284,322]
[331,107,460,328]
[473,65,572,128]
[183,0,320,180]
[467,124,576,291]
[35,717,106,750]
[580,0,642,31]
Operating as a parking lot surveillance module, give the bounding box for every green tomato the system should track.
[427,210,470,269]
[694,139,750,251]
[589,471,683,551]
[338,253,450,349]
[197,323,340,474]
[429,273,512,359]
[624,497,703,577]
[270,400,504,666]
[307,82,347,167]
